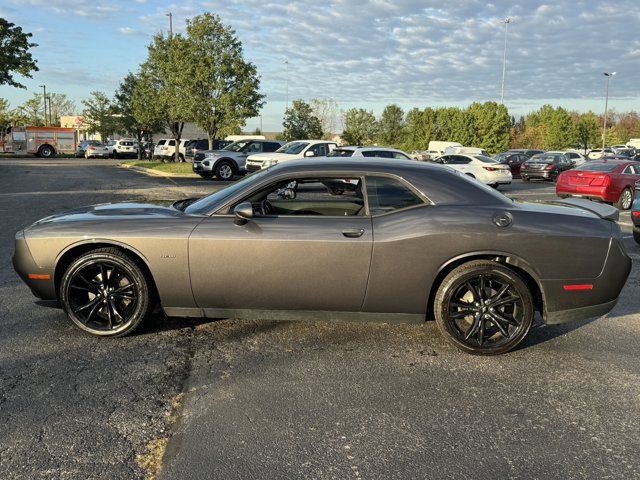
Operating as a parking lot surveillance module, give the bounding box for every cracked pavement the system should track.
[1,158,639,479]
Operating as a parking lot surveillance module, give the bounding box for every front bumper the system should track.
[192,161,213,173]
[12,230,56,300]
[245,161,263,172]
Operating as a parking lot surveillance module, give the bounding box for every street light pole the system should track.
[602,72,616,150]
[166,12,173,36]
[39,85,47,126]
[47,96,52,126]
[284,57,289,112]
[500,18,512,104]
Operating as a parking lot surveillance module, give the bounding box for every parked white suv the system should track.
[108,138,139,159]
[245,140,338,172]
[328,146,412,159]
[153,138,190,162]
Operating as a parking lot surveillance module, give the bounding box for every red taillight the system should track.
[88,146,96,150]
[632,210,640,217]
[589,175,610,187]
[544,164,553,170]
[483,166,498,172]
[563,284,593,291]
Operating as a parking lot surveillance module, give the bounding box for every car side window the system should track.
[265,143,280,152]
[623,165,637,174]
[392,152,410,160]
[310,143,328,157]
[246,142,262,153]
[365,176,424,215]
[452,155,471,165]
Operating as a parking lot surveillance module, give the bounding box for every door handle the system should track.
[342,228,365,238]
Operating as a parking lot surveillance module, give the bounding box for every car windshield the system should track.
[276,141,309,154]
[328,149,355,157]
[474,155,497,163]
[576,162,619,172]
[223,140,251,152]
[185,169,272,214]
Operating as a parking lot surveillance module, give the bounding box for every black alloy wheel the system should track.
[60,248,154,337]
[435,260,534,355]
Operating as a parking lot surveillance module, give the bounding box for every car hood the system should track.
[247,152,298,162]
[28,202,186,227]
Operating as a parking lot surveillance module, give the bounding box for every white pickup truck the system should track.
[245,140,338,172]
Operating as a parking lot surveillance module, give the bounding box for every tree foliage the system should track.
[282,99,323,141]
[0,19,38,88]
[376,104,405,146]
[182,13,264,149]
[82,91,117,141]
[309,98,339,138]
[342,108,377,145]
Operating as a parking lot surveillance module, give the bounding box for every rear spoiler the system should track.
[549,198,619,221]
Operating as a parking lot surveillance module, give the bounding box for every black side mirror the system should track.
[234,202,253,225]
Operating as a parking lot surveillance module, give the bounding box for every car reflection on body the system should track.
[13,158,631,355]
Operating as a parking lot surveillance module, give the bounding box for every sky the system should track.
[1,0,639,132]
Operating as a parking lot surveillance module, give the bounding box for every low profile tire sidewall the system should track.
[434,262,535,355]
[618,188,632,210]
[60,252,150,337]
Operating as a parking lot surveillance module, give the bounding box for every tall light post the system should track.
[166,12,173,36]
[500,18,512,104]
[284,57,289,112]
[39,85,47,126]
[602,72,616,149]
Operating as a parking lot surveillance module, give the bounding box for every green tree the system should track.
[467,101,510,154]
[47,93,75,125]
[82,91,117,141]
[137,33,193,161]
[115,72,163,159]
[282,99,323,141]
[182,13,264,149]
[401,107,438,150]
[0,98,11,137]
[436,107,475,146]
[18,92,74,126]
[342,108,377,145]
[0,19,38,88]
[309,98,339,138]
[573,111,600,153]
[377,104,405,146]
[20,94,44,125]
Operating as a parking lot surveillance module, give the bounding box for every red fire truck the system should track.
[11,126,77,158]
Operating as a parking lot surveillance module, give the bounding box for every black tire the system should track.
[215,160,235,180]
[39,144,55,158]
[616,187,633,210]
[199,173,213,179]
[634,229,640,245]
[179,153,185,163]
[113,151,118,159]
[434,260,534,355]
[60,247,155,337]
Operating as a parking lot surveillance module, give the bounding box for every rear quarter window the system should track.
[365,176,424,215]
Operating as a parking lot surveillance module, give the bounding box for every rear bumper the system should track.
[521,170,553,179]
[556,184,615,202]
[542,237,631,324]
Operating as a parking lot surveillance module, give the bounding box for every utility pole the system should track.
[166,12,173,36]
[39,85,47,126]
[47,96,53,126]
[284,57,289,111]
[500,18,512,104]
[602,72,616,150]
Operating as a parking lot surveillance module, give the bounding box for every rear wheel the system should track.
[616,187,633,210]
[215,161,235,180]
[434,260,534,355]
[38,144,55,158]
[60,248,155,337]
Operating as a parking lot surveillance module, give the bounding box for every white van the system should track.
[225,135,266,142]
[443,146,490,157]
[627,139,640,149]
[428,141,462,156]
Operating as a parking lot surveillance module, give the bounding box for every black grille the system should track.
[194,152,205,162]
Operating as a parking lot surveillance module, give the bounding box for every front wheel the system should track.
[434,260,534,355]
[215,161,235,180]
[39,145,55,158]
[60,248,155,337]
[616,187,633,210]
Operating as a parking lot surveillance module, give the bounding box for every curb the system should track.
[119,163,200,178]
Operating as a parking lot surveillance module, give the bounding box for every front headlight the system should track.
[264,159,278,167]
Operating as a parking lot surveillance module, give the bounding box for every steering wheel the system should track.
[261,199,277,215]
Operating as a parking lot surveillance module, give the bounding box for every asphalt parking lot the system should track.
[1,158,639,479]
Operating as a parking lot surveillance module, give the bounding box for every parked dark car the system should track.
[140,141,154,160]
[556,159,640,210]
[185,139,231,161]
[520,153,574,182]
[495,152,530,178]
[13,159,631,355]
[631,180,640,244]
[503,149,545,158]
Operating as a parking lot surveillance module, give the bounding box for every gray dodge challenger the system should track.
[13,158,632,355]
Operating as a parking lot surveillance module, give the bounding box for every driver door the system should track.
[188,176,373,313]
